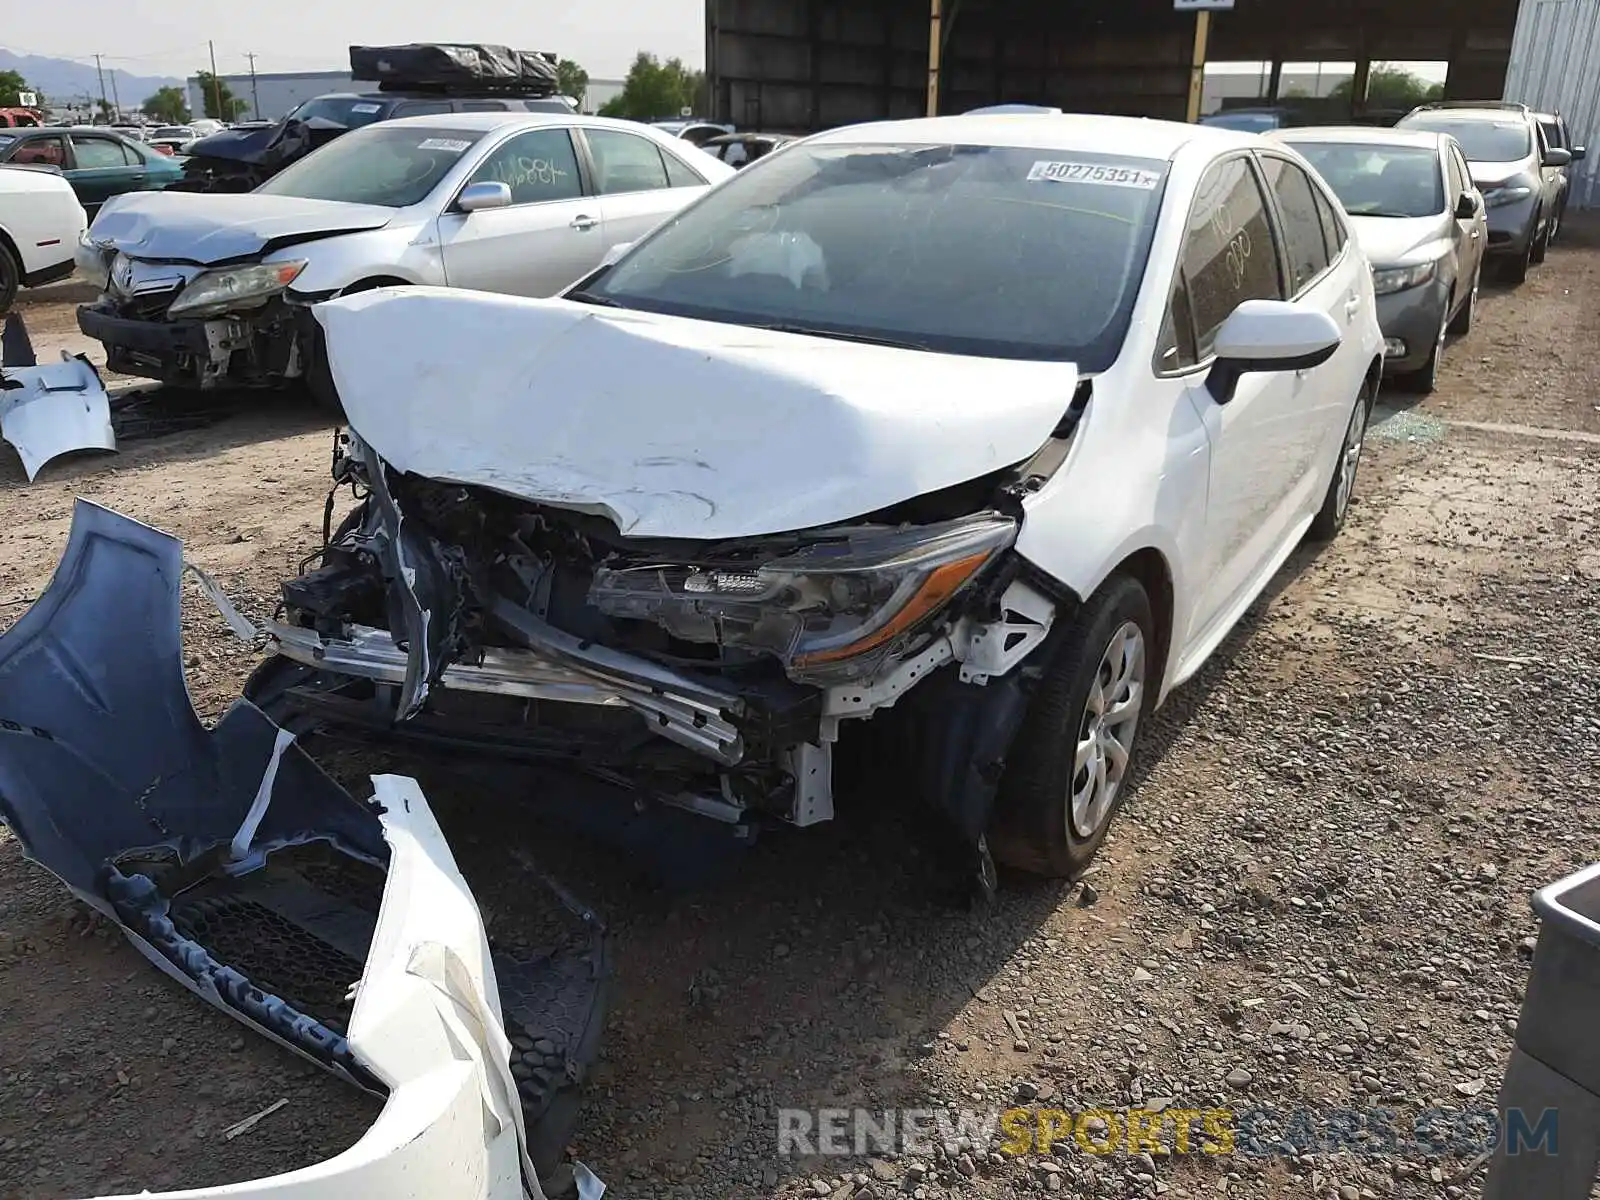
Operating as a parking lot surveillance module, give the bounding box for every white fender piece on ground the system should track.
[0,313,115,481]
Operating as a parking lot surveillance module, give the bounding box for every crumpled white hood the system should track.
[316,288,1077,539]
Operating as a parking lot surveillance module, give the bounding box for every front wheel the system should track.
[1308,384,1371,542]
[1529,214,1549,265]
[989,574,1154,879]
[0,243,19,314]
[1447,264,1479,336]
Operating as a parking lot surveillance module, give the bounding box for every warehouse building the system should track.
[185,70,354,122]
[1503,0,1600,207]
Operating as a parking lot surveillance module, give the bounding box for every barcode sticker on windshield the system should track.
[350,103,382,114]
[1027,161,1161,189]
[418,137,473,152]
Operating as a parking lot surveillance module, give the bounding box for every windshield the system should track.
[1401,116,1530,162]
[587,141,1168,368]
[154,127,191,139]
[1286,142,1444,217]
[255,125,481,207]
[287,97,389,129]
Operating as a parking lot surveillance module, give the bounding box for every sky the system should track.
[3,0,705,81]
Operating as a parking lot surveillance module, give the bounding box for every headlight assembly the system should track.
[589,514,1018,683]
[1371,260,1437,296]
[166,259,308,318]
[76,231,113,290]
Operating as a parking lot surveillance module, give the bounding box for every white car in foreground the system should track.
[0,163,86,311]
[224,112,1384,894]
[73,113,732,399]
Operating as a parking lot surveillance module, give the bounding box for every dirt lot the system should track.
[2,222,1599,1200]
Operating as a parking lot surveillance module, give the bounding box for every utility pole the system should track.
[109,67,122,119]
[245,52,261,119]
[208,39,223,120]
[926,0,942,118]
[93,53,109,121]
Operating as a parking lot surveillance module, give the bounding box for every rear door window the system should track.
[1258,155,1332,294]
[584,129,672,194]
[71,135,134,169]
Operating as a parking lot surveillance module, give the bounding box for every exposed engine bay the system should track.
[236,427,1072,882]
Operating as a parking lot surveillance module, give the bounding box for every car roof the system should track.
[806,113,1253,158]
[374,112,677,136]
[6,126,139,136]
[1268,125,1446,150]
[1402,107,1529,125]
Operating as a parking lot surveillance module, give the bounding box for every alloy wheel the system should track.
[1334,398,1368,522]
[1068,621,1146,839]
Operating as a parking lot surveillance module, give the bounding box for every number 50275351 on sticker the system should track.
[1027,161,1161,189]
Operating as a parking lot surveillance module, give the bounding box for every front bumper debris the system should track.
[77,297,302,389]
[0,313,115,480]
[0,500,609,1198]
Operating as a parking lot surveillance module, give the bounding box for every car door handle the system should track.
[570,215,598,231]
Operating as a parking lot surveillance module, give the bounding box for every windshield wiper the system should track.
[566,290,626,308]
[753,323,933,351]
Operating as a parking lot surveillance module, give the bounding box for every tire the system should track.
[1549,204,1563,246]
[305,278,408,419]
[1402,308,1448,394]
[1529,214,1549,265]
[1308,382,1371,542]
[1447,264,1478,336]
[0,243,19,315]
[988,574,1155,879]
[1502,238,1531,284]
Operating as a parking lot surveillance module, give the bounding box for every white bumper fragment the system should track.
[0,352,116,481]
[80,776,548,1200]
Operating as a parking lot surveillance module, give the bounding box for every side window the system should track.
[70,135,133,168]
[662,148,707,186]
[1156,275,1199,373]
[1258,156,1331,294]
[1443,146,1464,199]
[1182,156,1284,359]
[1311,185,1347,258]
[461,101,512,112]
[585,129,671,194]
[12,135,66,166]
[467,129,583,205]
[393,101,452,118]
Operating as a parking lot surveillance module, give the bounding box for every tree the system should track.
[556,58,589,105]
[597,52,706,121]
[195,71,249,120]
[142,86,191,124]
[0,70,41,108]
[1330,65,1443,111]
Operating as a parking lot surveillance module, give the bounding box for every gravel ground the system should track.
[1,220,1598,1200]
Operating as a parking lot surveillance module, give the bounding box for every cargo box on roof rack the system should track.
[348,43,560,96]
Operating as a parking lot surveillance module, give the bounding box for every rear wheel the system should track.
[989,574,1154,879]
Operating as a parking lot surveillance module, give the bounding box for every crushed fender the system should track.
[0,500,609,1198]
[0,313,116,481]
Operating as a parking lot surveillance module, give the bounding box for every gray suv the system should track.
[1397,101,1571,283]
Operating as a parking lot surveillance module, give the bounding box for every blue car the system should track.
[0,126,184,219]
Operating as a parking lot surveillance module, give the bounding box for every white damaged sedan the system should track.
[234,115,1381,895]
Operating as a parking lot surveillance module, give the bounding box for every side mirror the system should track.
[1572,145,1587,161]
[1455,191,1480,220]
[457,181,512,213]
[1206,300,1342,405]
[599,241,634,269]
[1543,147,1572,168]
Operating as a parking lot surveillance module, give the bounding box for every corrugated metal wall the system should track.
[1504,0,1600,207]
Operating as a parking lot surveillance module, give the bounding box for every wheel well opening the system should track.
[1116,548,1173,701]
[0,227,21,273]
[1365,355,1383,400]
[342,276,410,294]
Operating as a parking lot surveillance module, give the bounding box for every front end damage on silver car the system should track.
[0,501,608,1198]
[232,419,1075,896]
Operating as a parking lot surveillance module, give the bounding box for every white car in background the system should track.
[236,114,1386,894]
[0,163,87,311]
[73,113,733,402]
